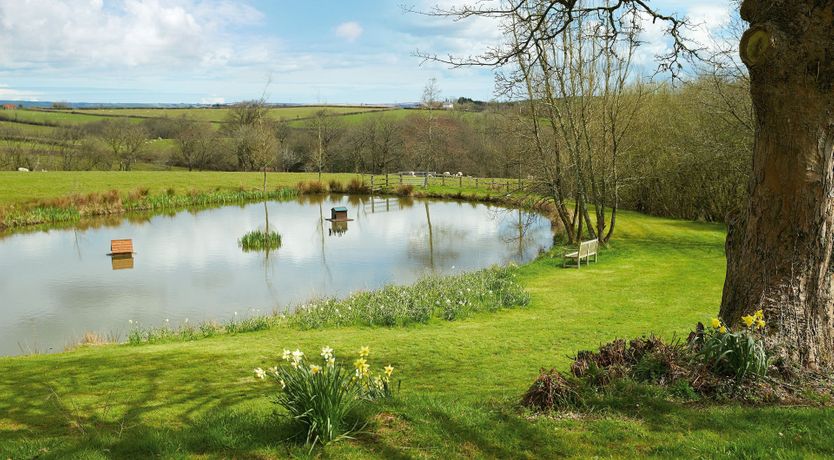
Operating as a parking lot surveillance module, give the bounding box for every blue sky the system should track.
[0,0,735,104]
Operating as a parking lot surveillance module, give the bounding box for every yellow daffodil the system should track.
[384,365,394,377]
[354,358,367,369]
[754,309,764,320]
[310,364,322,375]
[719,325,727,334]
[710,318,721,329]
[756,319,766,329]
[742,315,754,327]
[359,346,370,357]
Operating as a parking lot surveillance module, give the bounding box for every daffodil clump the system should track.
[698,309,769,381]
[253,345,396,446]
[292,265,529,329]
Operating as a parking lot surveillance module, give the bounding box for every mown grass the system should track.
[0,190,832,458]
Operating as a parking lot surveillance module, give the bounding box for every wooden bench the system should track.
[563,239,599,268]
[109,239,134,255]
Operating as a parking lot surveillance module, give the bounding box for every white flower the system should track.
[282,349,291,361]
[280,379,286,389]
[268,366,278,376]
[292,349,304,363]
[254,367,266,380]
[128,319,133,324]
[327,357,335,367]
[321,346,334,360]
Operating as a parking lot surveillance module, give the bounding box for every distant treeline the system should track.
[0,78,751,223]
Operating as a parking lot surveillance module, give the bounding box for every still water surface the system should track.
[0,195,553,356]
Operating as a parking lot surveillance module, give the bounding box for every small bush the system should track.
[394,184,414,196]
[238,230,282,252]
[254,346,396,447]
[297,181,327,194]
[328,180,345,193]
[522,368,586,411]
[346,178,371,194]
[165,187,176,196]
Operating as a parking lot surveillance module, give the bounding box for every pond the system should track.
[0,195,554,356]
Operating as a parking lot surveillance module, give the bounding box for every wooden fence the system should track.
[366,173,524,193]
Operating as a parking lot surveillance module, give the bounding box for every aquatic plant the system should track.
[238,229,282,252]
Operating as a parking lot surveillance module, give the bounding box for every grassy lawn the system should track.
[0,173,832,458]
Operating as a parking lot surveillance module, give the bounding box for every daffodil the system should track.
[268,366,278,376]
[754,309,764,320]
[710,318,721,329]
[280,379,286,390]
[282,349,291,361]
[254,367,266,380]
[359,346,370,357]
[327,357,336,367]
[310,364,322,375]
[384,365,394,377]
[292,349,304,363]
[742,315,754,327]
[719,325,727,334]
[756,319,766,329]
[321,346,333,360]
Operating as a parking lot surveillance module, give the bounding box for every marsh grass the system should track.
[0,187,298,229]
[238,229,282,252]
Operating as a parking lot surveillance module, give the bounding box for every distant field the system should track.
[0,109,117,126]
[0,171,366,205]
[0,120,60,137]
[55,106,394,123]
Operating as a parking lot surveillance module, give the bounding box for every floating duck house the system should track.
[330,206,349,222]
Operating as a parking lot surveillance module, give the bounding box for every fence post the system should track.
[371,176,374,190]
[442,176,445,186]
[506,181,510,192]
[459,176,462,187]
[399,174,403,185]
[386,173,389,188]
[424,174,428,188]
[475,178,479,189]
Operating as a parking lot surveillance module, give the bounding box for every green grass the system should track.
[0,181,831,457]
[51,106,393,123]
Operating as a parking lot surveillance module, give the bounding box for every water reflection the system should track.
[0,195,553,356]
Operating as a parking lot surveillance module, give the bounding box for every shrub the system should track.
[394,184,414,196]
[254,345,396,446]
[694,311,769,381]
[522,368,586,411]
[328,180,345,193]
[346,178,371,194]
[297,181,327,194]
[238,230,282,252]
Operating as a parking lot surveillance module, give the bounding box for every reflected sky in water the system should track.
[0,195,553,356]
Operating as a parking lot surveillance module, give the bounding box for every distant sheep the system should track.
[443,171,451,176]
[17,167,29,172]
[456,171,463,177]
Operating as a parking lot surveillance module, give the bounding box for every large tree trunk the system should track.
[720,0,834,369]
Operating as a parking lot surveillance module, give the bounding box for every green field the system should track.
[0,172,831,458]
[51,105,394,123]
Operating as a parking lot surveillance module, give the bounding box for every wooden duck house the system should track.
[328,206,352,222]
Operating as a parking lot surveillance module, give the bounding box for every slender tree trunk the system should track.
[720,0,834,369]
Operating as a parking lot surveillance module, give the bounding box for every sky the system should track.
[0,0,736,104]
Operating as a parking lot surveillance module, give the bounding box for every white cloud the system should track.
[200,96,225,104]
[0,0,269,70]
[0,84,39,101]
[335,21,363,42]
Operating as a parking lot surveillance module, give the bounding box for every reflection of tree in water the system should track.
[405,202,466,269]
[495,209,548,257]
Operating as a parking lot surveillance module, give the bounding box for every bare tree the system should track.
[419,0,834,369]
[308,109,343,180]
[174,118,217,171]
[98,119,148,171]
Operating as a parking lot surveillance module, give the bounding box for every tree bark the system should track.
[720,0,834,369]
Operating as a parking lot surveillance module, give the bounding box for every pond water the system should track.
[0,195,553,356]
